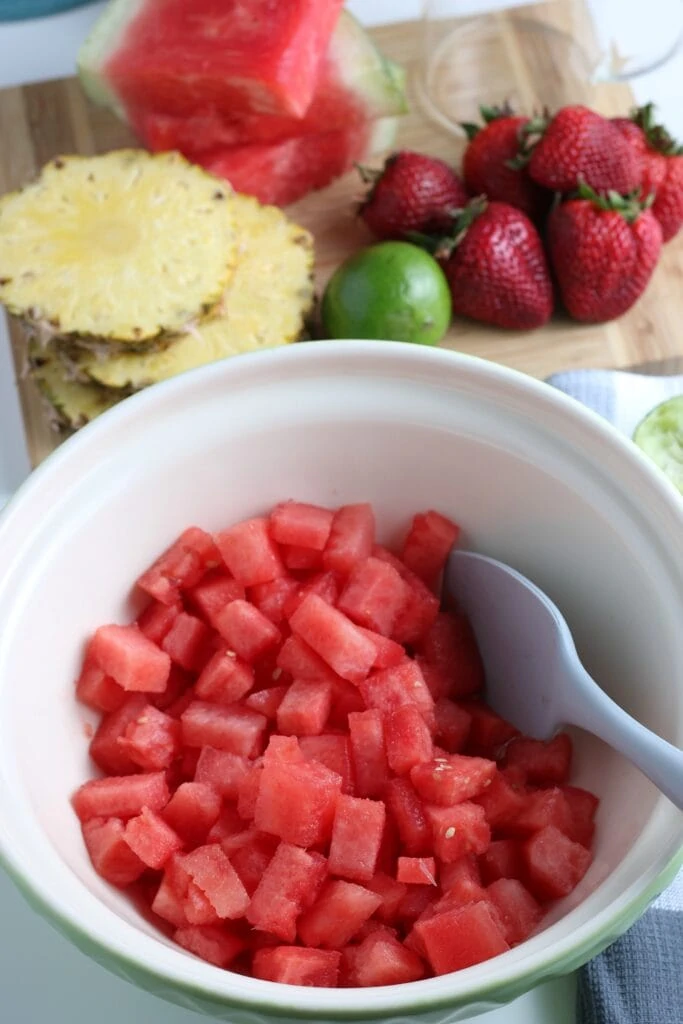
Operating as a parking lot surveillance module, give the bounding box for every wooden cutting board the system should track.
[1,9,682,467]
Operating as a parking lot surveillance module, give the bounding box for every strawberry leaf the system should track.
[630,102,683,156]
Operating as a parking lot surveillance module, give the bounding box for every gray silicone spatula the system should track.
[444,550,683,810]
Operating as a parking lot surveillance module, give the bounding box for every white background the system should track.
[0,2,681,1021]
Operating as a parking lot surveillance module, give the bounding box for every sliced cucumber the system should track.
[633,395,683,495]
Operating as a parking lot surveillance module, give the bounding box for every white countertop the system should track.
[0,3,680,1022]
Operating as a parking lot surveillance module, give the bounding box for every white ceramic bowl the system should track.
[0,341,682,1024]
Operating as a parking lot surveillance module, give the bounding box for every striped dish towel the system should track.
[548,367,683,1024]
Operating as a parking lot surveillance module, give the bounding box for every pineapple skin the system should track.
[0,150,238,344]
[29,346,124,431]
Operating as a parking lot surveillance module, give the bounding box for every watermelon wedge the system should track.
[79,0,345,120]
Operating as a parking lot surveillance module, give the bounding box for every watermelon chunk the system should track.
[89,694,149,775]
[89,624,170,693]
[323,504,375,576]
[82,817,146,887]
[464,701,520,757]
[479,839,526,885]
[124,807,184,869]
[397,857,437,886]
[433,698,472,752]
[384,778,431,856]
[178,844,250,919]
[162,782,221,846]
[75,657,126,714]
[289,594,377,683]
[389,569,440,647]
[276,635,342,688]
[506,788,574,839]
[359,660,434,721]
[474,767,527,829]
[246,842,327,941]
[136,600,180,646]
[254,756,342,847]
[215,518,285,587]
[410,755,496,806]
[503,733,573,785]
[118,703,181,771]
[486,878,542,945]
[524,825,593,901]
[245,684,288,720]
[253,946,340,987]
[180,701,267,758]
[328,794,386,882]
[238,763,264,821]
[299,734,354,795]
[337,556,411,637]
[194,746,250,801]
[414,900,509,975]
[282,545,324,571]
[195,648,254,705]
[562,785,600,848]
[416,613,484,699]
[214,600,281,663]
[276,678,333,737]
[248,578,300,625]
[401,511,460,588]
[221,829,278,895]
[358,628,406,670]
[348,708,390,799]
[426,802,491,862]
[135,528,218,606]
[298,880,382,949]
[349,929,425,986]
[174,924,245,968]
[385,705,434,776]
[186,572,245,630]
[270,501,333,550]
[282,572,341,621]
[73,772,170,822]
[365,872,408,922]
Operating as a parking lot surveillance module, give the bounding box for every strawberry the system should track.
[461,104,550,221]
[359,151,469,241]
[547,185,662,323]
[612,104,683,242]
[431,198,553,330]
[525,105,640,195]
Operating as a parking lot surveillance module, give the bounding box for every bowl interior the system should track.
[0,343,682,1020]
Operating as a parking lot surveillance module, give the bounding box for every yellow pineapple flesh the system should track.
[29,347,123,430]
[0,150,238,343]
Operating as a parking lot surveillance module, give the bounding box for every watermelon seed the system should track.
[272,668,282,680]
[444,827,456,839]
[225,651,237,659]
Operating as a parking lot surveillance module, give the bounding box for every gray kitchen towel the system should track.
[548,368,683,1024]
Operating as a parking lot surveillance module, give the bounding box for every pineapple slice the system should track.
[29,347,122,431]
[69,193,315,390]
[0,150,238,343]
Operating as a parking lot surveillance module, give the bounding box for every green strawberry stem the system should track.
[576,180,653,223]
[409,196,488,259]
[355,162,384,186]
[630,102,683,156]
[460,101,516,140]
[505,110,551,170]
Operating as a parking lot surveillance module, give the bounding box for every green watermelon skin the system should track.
[78,0,345,120]
[197,119,400,207]
[128,12,407,151]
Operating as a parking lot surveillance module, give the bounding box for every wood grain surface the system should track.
[0,7,682,467]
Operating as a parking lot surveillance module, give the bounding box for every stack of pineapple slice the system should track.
[0,149,315,429]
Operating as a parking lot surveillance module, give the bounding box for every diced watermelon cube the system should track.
[136,600,180,646]
[390,570,440,646]
[174,924,245,968]
[299,734,354,795]
[401,510,460,588]
[282,544,324,571]
[270,501,333,550]
[506,788,574,838]
[322,503,375,576]
[426,802,491,862]
[358,627,406,670]
[479,839,526,885]
[348,709,390,799]
[162,782,221,846]
[504,733,573,786]
[152,665,193,713]
[89,694,149,775]
[183,879,220,925]
[246,842,327,941]
[417,612,484,699]
[194,746,250,800]
[206,804,245,844]
[181,701,267,757]
[440,853,481,892]
[350,929,425,986]
[289,594,376,683]
[237,762,264,820]
[328,676,366,728]
[328,794,386,882]
[118,702,181,771]
[221,829,278,895]
[474,767,527,828]
[486,878,542,945]
[178,844,250,919]
[161,611,213,673]
[384,778,431,856]
[124,807,183,869]
[89,624,171,693]
[254,757,342,847]
[385,705,434,776]
[277,678,333,736]
[137,528,218,605]
[337,557,411,637]
[298,879,382,948]
[73,771,170,822]
[562,785,599,848]
[282,572,341,620]
[524,825,593,900]
[244,684,288,719]
[397,856,437,886]
[215,517,285,586]
[186,571,246,630]
[433,698,472,752]
[248,577,300,625]
[414,900,509,974]
[276,635,341,688]
[214,599,281,663]
[396,884,440,927]
[365,872,409,922]
[252,946,340,987]
[195,648,254,704]
[410,754,496,806]
[76,658,126,713]
[263,734,304,764]
[82,817,146,887]
[464,701,520,757]
[152,869,188,927]
[359,660,434,722]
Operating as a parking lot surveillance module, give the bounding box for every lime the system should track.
[321,241,452,346]
[633,395,683,495]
